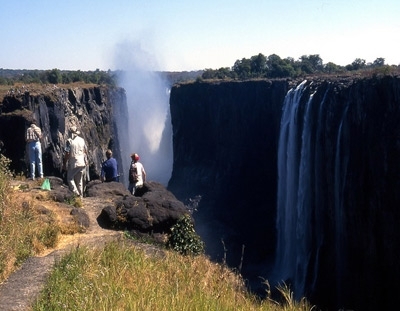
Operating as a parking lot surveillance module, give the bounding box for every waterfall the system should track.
[309,85,329,293]
[275,80,308,287]
[274,80,319,298]
[275,80,352,301]
[333,102,350,302]
[293,89,316,295]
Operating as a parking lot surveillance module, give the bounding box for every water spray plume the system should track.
[114,41,172,186]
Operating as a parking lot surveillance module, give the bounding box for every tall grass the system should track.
[32,242,312,311]
[0,155,61,282]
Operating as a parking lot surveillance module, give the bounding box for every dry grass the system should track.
[0,161,84,283]
[32,242,313,311]
[0,190,61,282]
[0,85,11,101]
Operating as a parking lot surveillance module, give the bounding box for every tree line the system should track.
[0,68,117,86]
[200,54,397,80]
[1,54,397,87]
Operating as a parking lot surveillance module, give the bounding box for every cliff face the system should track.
[0,85,128,180]
[168,76,400,311]
[168,80,288,280]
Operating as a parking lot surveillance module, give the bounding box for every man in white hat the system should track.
[62,125,87,197]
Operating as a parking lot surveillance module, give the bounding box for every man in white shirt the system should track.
[62,126,87,197]
[128,153,146,195]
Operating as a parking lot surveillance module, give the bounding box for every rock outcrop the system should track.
[86,180,189,234]
[0,85,128,180]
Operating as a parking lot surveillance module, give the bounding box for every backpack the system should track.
[129,162,139,183]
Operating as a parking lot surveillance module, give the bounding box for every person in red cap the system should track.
[128,153,146,195]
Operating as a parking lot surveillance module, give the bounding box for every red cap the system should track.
[131,153,140,161]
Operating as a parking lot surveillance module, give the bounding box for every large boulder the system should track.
[85,179,130,197]
[88,181,189,233]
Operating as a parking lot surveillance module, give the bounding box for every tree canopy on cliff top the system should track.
[201,53,398,80]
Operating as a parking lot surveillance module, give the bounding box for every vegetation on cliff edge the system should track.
[200,53,399,81]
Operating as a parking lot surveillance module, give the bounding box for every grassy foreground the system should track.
[31,242,311,311]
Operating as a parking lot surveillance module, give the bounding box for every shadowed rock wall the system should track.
[168,80,288,283]
[0,85,128,180]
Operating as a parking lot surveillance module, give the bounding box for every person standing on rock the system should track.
[100,149,119,182]
[25,118,43,180]
[62,126,87,197]
[128,153,146,195]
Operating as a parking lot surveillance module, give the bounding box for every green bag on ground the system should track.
[41,178,51,191]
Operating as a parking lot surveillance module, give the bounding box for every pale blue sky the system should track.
[1,0,399,71]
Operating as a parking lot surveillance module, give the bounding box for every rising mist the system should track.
[113,41,173,187]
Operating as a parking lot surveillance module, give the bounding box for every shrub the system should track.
[167,214,205,256]
[64,194,83,208]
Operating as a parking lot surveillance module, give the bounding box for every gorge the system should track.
[1,74,400,311]
[168,76,400,311]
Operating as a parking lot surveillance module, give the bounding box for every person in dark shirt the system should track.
[100,149,119,182]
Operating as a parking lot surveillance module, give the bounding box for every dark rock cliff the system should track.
[0,85,128,180]
[168,76,400,311]
[168,80,288,283]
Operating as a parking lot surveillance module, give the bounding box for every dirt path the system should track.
[0,196,124,311]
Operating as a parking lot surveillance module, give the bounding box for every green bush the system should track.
[167,214,205,256]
